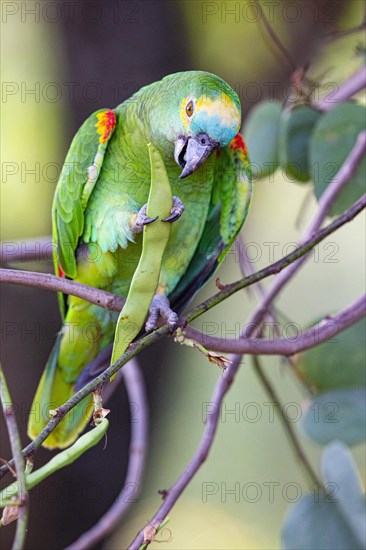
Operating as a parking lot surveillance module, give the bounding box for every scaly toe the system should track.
[132,203,158,234]
[145,295,178,332]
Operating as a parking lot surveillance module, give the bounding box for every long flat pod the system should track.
[110,144,173,365]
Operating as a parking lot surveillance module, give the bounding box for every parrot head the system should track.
[147,71,241,179]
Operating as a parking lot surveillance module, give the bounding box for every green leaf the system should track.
[281,494,362,550]
[322,442,366,548]
[281,442,366,550]
[310,102,366,215]
[297,317,365,391]
[301,388,365,446]
[244,101,282,178]
[279,104,322,183]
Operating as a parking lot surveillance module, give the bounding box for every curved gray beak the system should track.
[174,135,217,179]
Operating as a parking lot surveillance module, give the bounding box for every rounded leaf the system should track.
[244,101,282,178]
[309,102,366,215]
[278,104,322,183]
[301,388,366,446]
[282,494,363,550]
[297,317,365,391]
[283,442,365,549]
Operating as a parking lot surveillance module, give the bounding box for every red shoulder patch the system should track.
[95,110,117,144]
[58,263,65,278]
[230,133,248,157]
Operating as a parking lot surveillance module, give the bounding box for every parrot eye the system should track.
[185,100,194,117]
[198,133,209,146]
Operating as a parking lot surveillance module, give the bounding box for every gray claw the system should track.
[132,204,158,234]
[145,295,178,332]
[143,215,158,225]
[162,195,185,223]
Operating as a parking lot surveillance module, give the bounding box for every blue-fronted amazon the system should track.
[28,71,252,448]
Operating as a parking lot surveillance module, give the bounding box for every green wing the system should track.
[170,133,252,312]
[52,109,117,318]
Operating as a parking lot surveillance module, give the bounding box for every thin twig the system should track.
[65,358,148,549]
[127,130,366,549]
[128,352,243,550]
[253,0,297,71]
[184,294,365,354]
[324,7,366,42]
[251,356,321,487]
[0,366,28,549]
[236,236,282,335]
[317,65,366,111]
[0,327,167,479]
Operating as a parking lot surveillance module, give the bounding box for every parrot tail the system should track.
[27,333,94,450]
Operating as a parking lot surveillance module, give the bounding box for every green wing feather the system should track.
[170,134,251,312]
[52,109,117,318]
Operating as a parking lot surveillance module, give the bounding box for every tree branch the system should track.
[0,366,28,549]
[317,65,366,111]
[65,358,148,550]
[184,294,365,355]
[0,269,125,312]
[127,130,366,548]
[253,0,297,71]
[0,327,168,479]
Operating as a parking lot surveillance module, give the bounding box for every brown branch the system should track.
[127,131,366,548]
[0,366,28,549]
[184,295,365,355]
[0,327,168,480]
[317,65,366,111]
[0,269,125,312]
[65,358,148,549]
[324,7,366,42]
[253,0,297,71]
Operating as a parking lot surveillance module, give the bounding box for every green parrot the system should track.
[28,71,252,449]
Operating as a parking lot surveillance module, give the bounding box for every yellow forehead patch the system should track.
[179,94,240,133]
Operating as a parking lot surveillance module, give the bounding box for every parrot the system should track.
[28,71,252,449]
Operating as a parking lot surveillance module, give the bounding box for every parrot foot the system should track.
[145,295,178,333]
[162,195,185,223]
[131,204,158,234]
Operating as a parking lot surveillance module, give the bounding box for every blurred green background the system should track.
[1,1,365,548]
